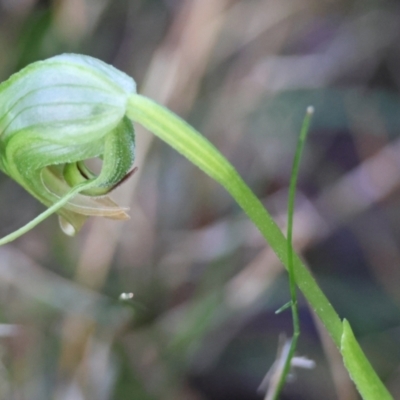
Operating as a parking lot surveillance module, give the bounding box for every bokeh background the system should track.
[1,0,400,399]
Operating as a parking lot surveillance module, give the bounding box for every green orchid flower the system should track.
[0,54,136,235]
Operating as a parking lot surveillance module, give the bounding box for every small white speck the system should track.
[306,106,315,115]
[119,292,134,301]
[59,217,76,236]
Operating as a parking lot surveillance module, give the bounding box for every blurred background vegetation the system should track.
[1,0,400,399]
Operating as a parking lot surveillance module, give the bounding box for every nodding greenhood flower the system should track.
[0,54,136,235]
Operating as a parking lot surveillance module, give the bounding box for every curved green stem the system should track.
[0,181,93,245]
[127,94,343,345]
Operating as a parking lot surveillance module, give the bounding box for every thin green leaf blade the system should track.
[341,319,393,400]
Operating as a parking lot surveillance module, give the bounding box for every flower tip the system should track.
[59,217,78,236]
[112,209,131,220]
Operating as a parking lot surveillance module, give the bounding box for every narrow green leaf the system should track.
[272,106,313,400]
[341,319,393,400]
